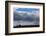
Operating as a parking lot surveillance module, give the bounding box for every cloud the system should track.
[14,11,39,22]
[14,8,39,16]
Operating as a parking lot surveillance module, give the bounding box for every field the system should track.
[13,20,39,28]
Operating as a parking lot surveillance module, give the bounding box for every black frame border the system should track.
[5,1,45,35]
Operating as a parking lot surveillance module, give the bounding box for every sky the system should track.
[15,8,39,13]
[13,8,39,26]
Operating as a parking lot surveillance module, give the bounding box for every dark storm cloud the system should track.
[14,12,39,22]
